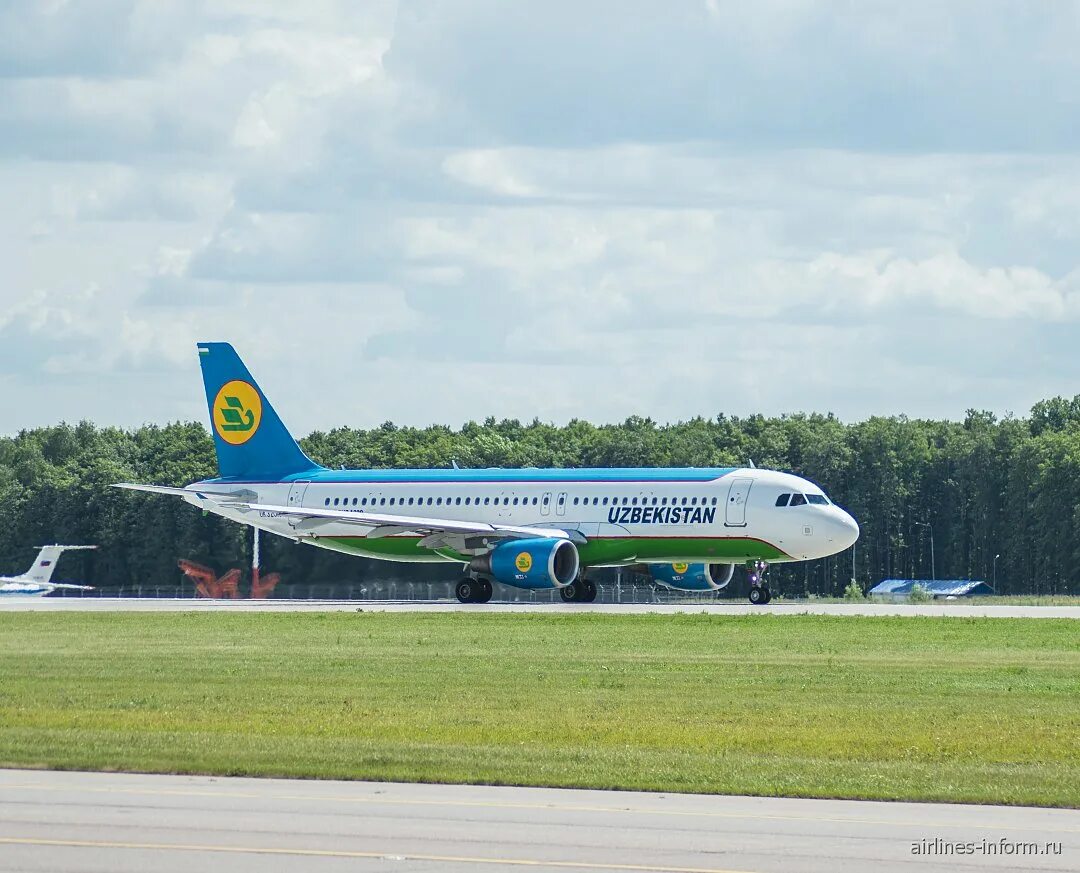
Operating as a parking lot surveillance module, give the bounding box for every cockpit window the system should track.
[806,494,829,505]
[789,493,807,507]
[775,494,790,507]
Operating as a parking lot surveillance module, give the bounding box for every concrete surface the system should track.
[1,770,1077,873]
[1,598,1078,617]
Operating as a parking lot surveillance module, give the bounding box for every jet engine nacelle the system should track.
[647,562,735,592]
[469,537,580,589]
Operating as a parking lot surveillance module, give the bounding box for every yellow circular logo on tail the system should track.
[213,380,262,445]
[672,562,689,574]
[515,553,533,573]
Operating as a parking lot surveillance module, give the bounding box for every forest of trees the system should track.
[2,398,1080,597]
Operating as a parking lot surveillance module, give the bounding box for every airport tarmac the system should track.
[1,597,1078,617]
[0,769,1075,873]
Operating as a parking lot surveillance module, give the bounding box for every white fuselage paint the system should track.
[183,468,860,566]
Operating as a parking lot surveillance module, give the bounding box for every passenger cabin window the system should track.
[789,493,807,507]
[807,494,829,505]
[775,494,790,507]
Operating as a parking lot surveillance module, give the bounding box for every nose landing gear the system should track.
[747,561,772,605]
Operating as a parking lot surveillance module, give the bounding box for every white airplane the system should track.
[0,545,96,596]
[117,343,859,604]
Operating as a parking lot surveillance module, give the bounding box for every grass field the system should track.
[0,612,1077,807]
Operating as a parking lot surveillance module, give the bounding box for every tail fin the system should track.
[25,545,96,585]
[197,343,320,480]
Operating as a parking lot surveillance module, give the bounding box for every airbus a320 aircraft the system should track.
[118,344,859,604]
[0,545,96,597]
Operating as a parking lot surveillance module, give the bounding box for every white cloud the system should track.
[1,1,1080,434]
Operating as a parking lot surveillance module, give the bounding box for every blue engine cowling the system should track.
[647,562,735,591]
[469,537,580,590]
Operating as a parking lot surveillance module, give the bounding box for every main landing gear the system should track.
[747,561,772,605]
[456,577,493,604]
[559,578,597,603]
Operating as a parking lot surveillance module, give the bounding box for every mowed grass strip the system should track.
[0,612,1077,807]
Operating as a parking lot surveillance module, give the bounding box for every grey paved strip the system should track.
[0,598,1077,617]
[0,770,1076,873]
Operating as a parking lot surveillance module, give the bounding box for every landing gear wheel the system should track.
[579,580,597,603]
[456,578,476,603]
[475,579,493,604]
[559,583,579,603]
[746,560,771,605]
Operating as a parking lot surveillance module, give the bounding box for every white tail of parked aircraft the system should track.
[0,545,96,596]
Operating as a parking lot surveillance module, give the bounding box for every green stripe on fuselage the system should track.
[315,536,788,565]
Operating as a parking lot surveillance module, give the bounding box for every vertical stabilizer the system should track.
[24,545,96,585]
[197,343,321,481]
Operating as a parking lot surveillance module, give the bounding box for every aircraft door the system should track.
[286,481,310,529]
[287,481,310,509]
[725,478,753,527]
[556,492,568,516]
[541,492,553,516]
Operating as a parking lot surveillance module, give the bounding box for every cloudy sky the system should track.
[2,1,1080,434]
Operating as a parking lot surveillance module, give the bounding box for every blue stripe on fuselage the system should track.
[203,467,737,485]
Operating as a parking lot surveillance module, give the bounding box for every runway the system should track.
[1,598,1078,617]
[1,770,1076,873]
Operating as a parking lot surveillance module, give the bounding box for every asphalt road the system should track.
[1,770,1076,873]
[1,598,1078,617]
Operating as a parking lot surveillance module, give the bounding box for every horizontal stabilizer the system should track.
[113,483,258,502]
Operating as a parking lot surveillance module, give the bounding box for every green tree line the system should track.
[2,400,1079,596]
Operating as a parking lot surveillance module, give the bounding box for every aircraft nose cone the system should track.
[837,510,860,550]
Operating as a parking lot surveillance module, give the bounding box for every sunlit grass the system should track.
[0,612,1076,806]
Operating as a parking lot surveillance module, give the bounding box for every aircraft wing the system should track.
[238,502,572,542]
[113,484,575,546]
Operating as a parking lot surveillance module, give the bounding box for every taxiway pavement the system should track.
[1,769,1076,873]
[0,598,1077,617]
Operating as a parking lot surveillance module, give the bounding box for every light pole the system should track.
[993,553,1000,590]
[915,521,935,582]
